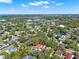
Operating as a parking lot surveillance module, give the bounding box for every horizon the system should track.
[0,14,79,15]
[0,14,79,17]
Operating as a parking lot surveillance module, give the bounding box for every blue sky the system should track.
[0,0,79,14]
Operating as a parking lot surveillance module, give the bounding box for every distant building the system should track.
[65,49,72,59]
[2,31,9,36]
[9,35,20,42]
[33,44,46,51]
[3,40,9,46]
[23,55,37,59]
[59,25,65,28]
[55,49,64,58]
[0,45,2,48]
[5,47,17,54]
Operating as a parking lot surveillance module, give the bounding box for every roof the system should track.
[55,50,63,55]
[35,44,45,49]
[66,49,72,53]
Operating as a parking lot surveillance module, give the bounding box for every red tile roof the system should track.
[35,44,45,49]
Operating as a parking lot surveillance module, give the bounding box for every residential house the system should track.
[5,47,17,54]
[23,55,37,59]
[59,25,65,28]
[0,45,2,48]
[55,49,64,58]
[25,41,34,46]
[2,31,9,36]
[65,49,72,59]
[3,40,9,46]
[32,44,46,51]
[9,35,20,42]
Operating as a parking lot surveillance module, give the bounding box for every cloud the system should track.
[51,1,56,3]
[0,0,13,3]
[10,9,15,12]
[57,3,64,6]
[40,1,49,4]
[21,4,26,7]
[43,6,49,8]
[29,1,49,6]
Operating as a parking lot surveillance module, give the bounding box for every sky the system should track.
[0,0,79,14]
